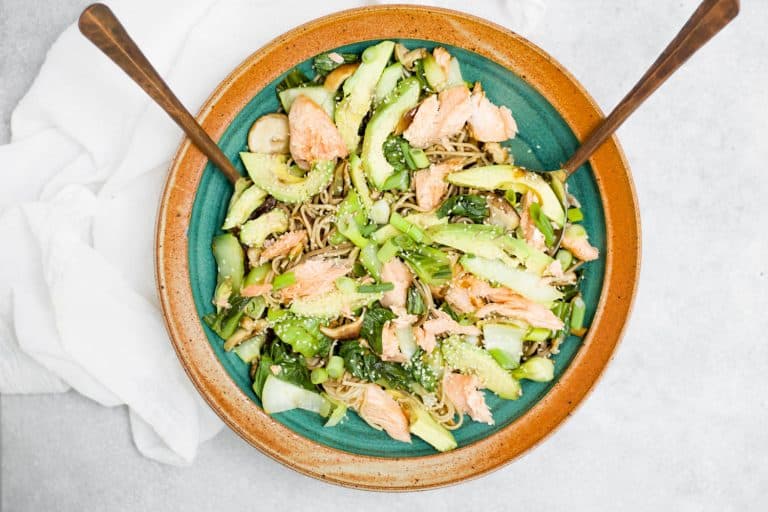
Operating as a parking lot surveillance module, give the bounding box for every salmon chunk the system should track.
[279,258,352,301]
[288,95,348,168]
[442,373,494,425]
[417,310,481,353]
[467,83,517,142]
[380,258,413,309]
[259,230,307,263]
[520,191,547,251]
[562,233,600,262]
[414,158,464,211]
[359,384,411,443]
[475,301,564,330]
[403,85,473,148]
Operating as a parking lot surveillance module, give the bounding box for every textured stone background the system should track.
[2,1,766,510]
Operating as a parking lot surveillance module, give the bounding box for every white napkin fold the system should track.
[0,0,544,464]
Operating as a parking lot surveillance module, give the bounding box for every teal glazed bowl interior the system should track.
[188,40,606,458]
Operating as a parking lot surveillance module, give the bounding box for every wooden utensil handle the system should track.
[563,0,739,175]
[78,3,241,184]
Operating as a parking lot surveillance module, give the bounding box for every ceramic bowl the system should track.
[156,5,640,490]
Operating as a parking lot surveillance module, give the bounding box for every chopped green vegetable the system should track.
[529,202,556,246]
[358,282,395,293]
[361,304,396,354]
[389,212,432,244]
[314,52,358,76]
[570,295,586,335]
[567,207,584,222]
[371,224,400,244]
[409,148,430,169]
[271,314,331,358]
[203,295,252,340]
[326,355,346,379]
[380,169,410,191]
[261,375,329,415]
[360,243,382,281]
[555,249,573,271]
[395,235,452,286]
[272,271,296,290]
[524,327,551,342]
[436,194,489,223]
[369,199,391,225]
[323,394,348,427]
[511,356,554,382]
[376,238,400,264]
[233,333,266,363]
[311,367,329,385]
[406,286,426,315]
[276,68,310,92]
[334,276,358,294]
[244,263,271,287]
[482,323,525,369]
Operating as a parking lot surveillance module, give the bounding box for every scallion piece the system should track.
[570,296,586,335]
[409,148,430,168]
[360,243,382,281]
[524,327,551,342]
[311,368,329,385]
[567,207,584,222]
[555,249,573,271]
[377,239,399,263]
[389,212,432,245]
[272,271,296,290]
[326,356,345,379]
[358,282,395,293]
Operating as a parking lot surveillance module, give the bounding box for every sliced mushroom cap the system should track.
[319,315,363,340]
[248,113,290,154]
[323,63,360,92]
[394,43,428,70]
[487,195,520,231]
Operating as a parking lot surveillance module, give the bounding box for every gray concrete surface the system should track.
[2,1,767,511]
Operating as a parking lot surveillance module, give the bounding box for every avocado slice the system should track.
[361,77,421,188]
[447,165,565,226]
[441,336,521,400]
[482,323,525,369]
[405,403,457,452]
[212,233,244,291]
[240,152,334,203]
[289,289,383,319]
[335,40,395,152]
[222,183,267,230]
[460,254,562,305]
[239,209,288,247]
[373,62,404,104]
[278,86,335,118]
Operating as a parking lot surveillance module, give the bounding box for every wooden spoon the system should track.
[560,0,739,176]
[78,0,738,187]
[78,3,240,184]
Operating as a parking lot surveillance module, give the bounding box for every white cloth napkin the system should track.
[0,0,544,464]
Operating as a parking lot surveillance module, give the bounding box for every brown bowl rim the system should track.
[155,4,641,491]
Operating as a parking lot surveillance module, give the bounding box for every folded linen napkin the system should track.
[0,0,544,464]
